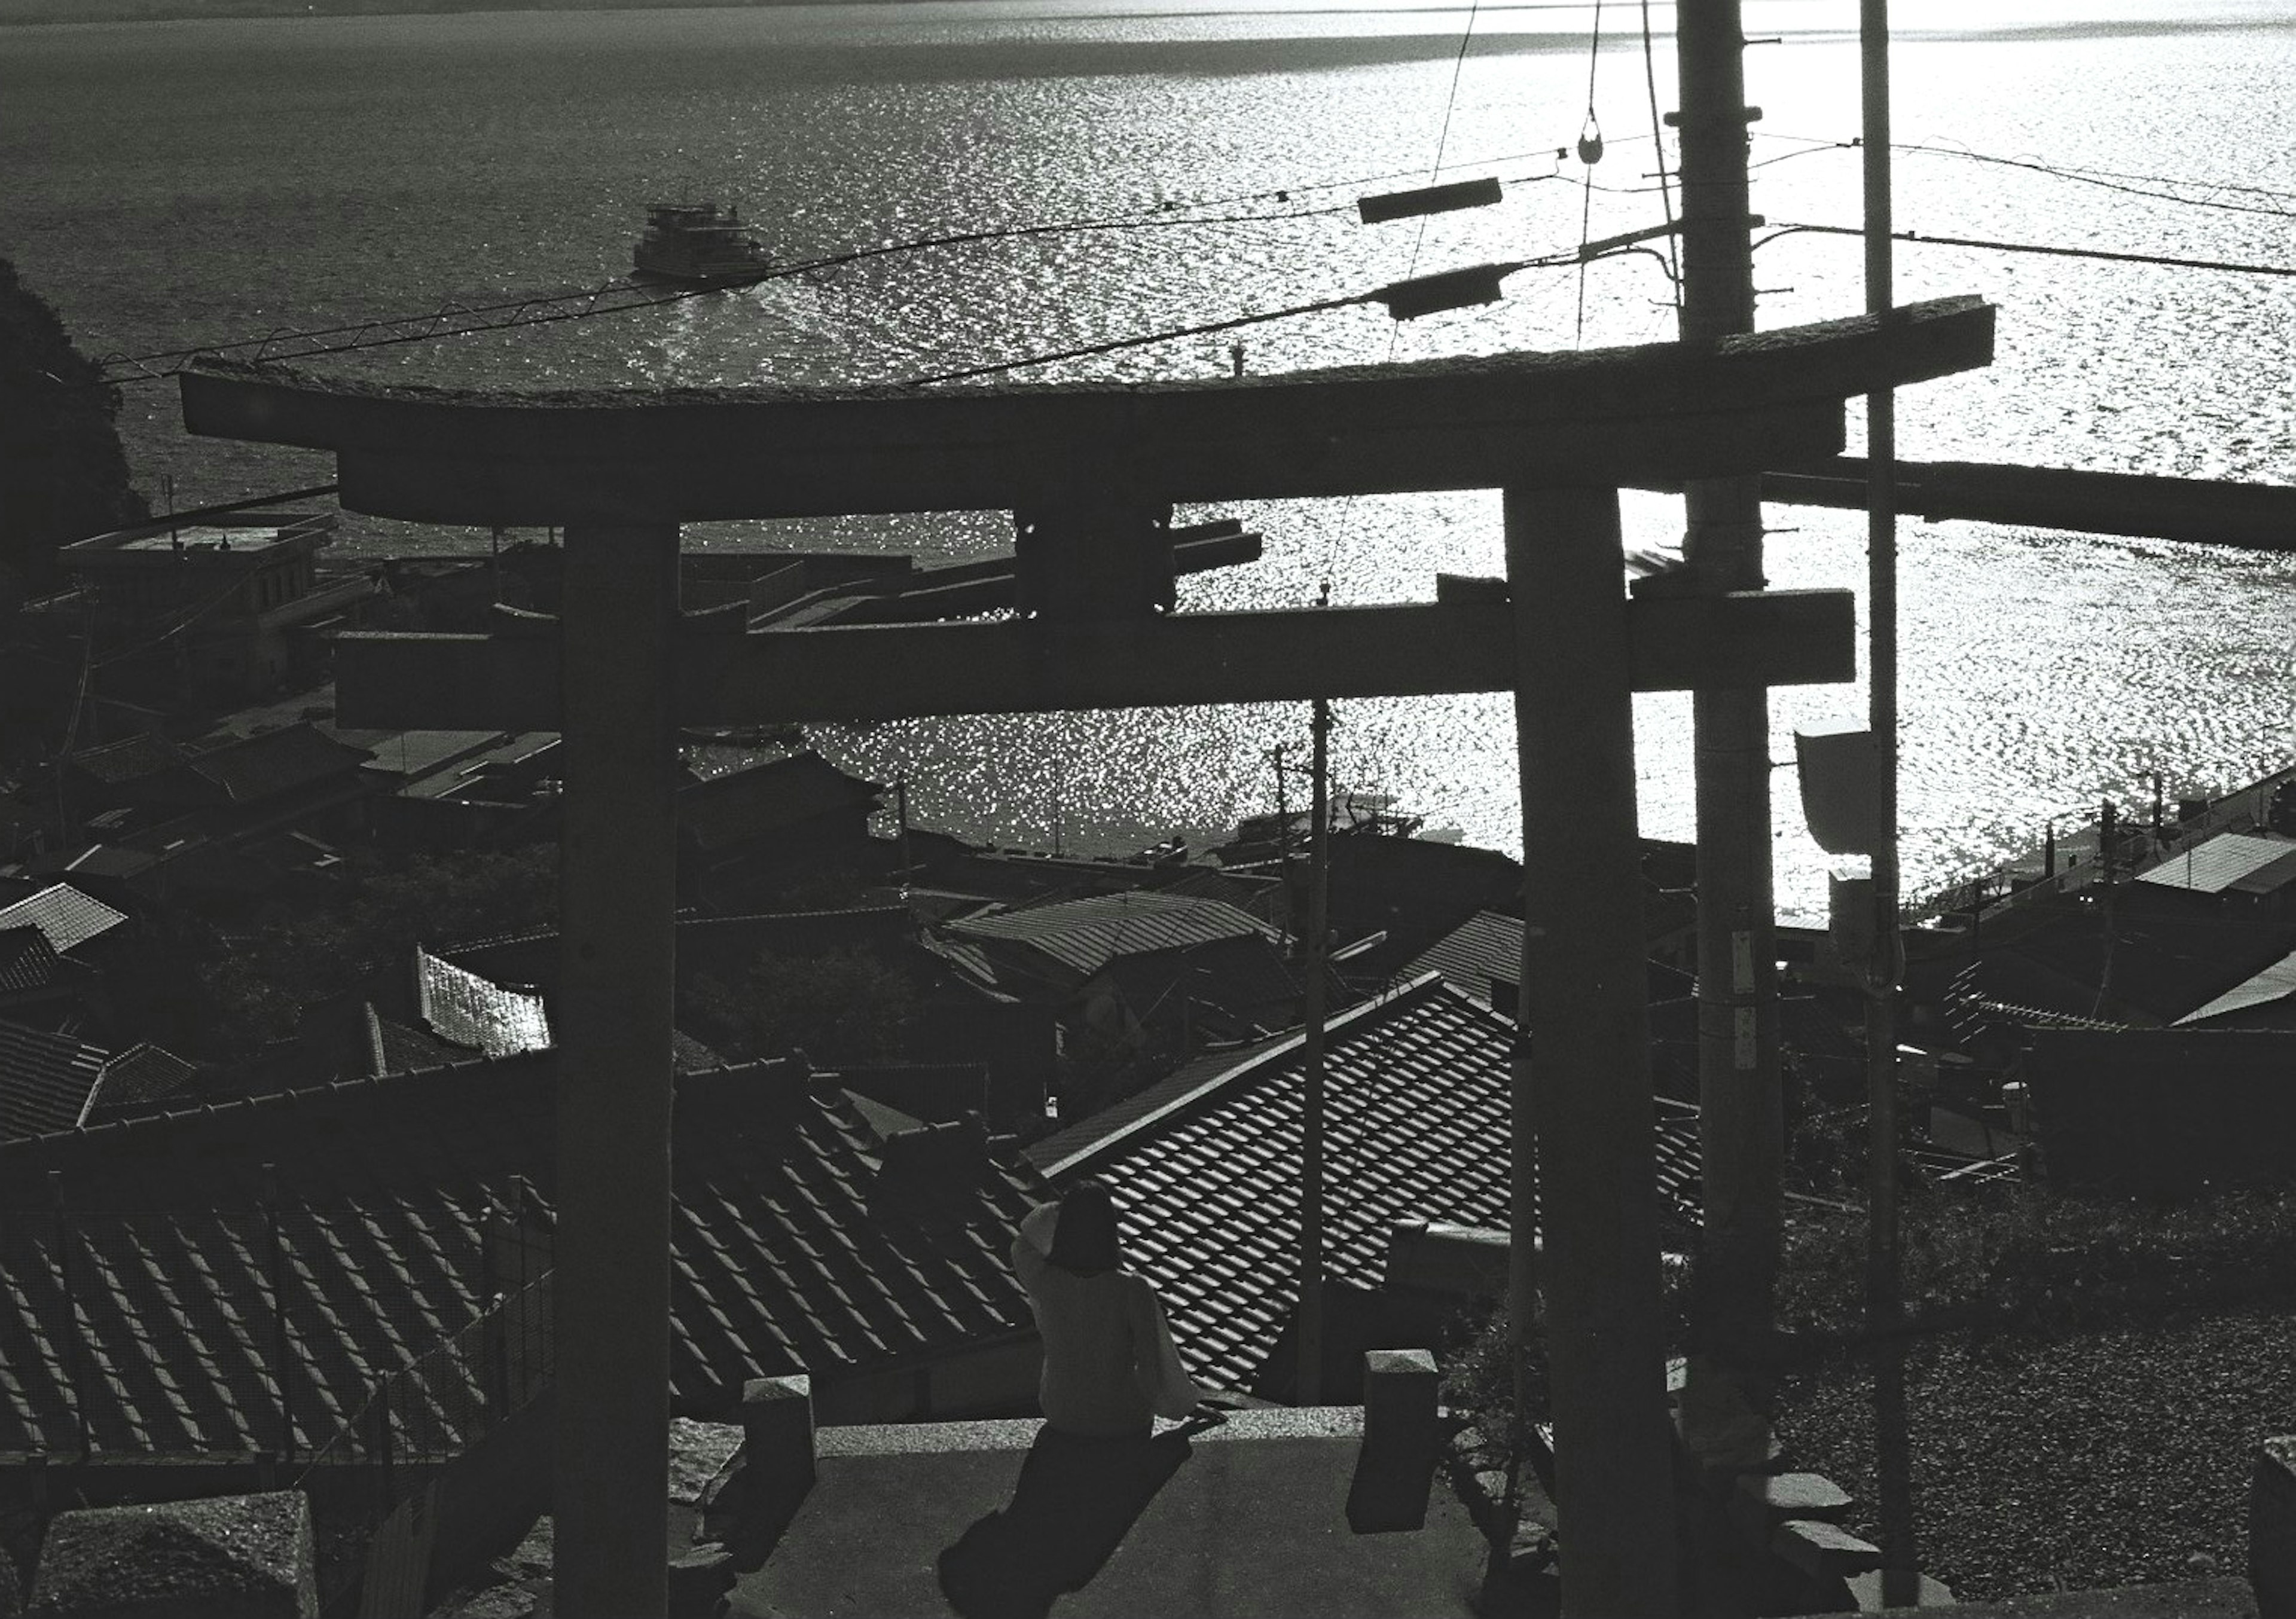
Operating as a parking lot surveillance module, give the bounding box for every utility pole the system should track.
[1861,0,1918,1599]
[894,771,913,884]
[1675,0,1784,1469]
[1297,692,1332,1402]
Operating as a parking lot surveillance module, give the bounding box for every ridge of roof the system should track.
[1031,970,1451,1179]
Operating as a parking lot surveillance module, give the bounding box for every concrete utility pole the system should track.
[1675,0,1785,1468]
[1862,0,1920,1599]
[1297,694,1332,1402]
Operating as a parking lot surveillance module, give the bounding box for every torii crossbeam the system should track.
[182,294,1991,1619]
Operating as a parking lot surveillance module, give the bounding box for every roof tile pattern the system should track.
[0,1019,108,1141]
[0,1056,1044,1458]
[84,1044,200,1118]
[186,725,373,805]
[1029,977,1700,1391]
[1404,910,1522,1003]
[0,927,65,995]
[951,891,1278,985]
[0,884,127,956]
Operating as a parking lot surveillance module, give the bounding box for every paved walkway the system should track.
[730,1410,1492,1619]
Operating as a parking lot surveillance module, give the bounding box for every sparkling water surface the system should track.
[4,0,2292,917]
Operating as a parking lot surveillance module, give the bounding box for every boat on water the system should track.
[631,201,773,286]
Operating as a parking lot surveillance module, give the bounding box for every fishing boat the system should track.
[631,201,773,286]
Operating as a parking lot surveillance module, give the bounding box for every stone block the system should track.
[30,1491,318,1618]
[2252,1434,2296,1618]
[666,1547,735,1619]
[740,1374,816,1494]
[1362,1348,1440,1460]
[1730,1471,1854,1545]
[1772,1518,1883,1581]
[1842,1569,1956,1610]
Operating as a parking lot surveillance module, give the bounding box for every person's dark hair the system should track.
[1048,1179,1123,1276]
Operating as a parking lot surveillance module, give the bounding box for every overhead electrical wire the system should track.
[82,202,1355,388]
[1573,0,1607,343]
[1636,0,1682,308]
[1754,221,2296,279]
[906,245,1616,388]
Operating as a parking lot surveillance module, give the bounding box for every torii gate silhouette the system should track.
[183,292,1990,1619]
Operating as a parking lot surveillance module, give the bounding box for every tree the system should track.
[680,946,918,1064]
[0,258,147,598]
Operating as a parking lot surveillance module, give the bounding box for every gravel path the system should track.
[1776,1306,2296,1602]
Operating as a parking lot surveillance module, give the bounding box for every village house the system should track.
[58,508,378,707]
[1024,972,1703,1403]
[0,1047,1052,1489]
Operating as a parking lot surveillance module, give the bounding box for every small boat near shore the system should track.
[631,201,773,287]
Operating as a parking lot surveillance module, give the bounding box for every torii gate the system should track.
[182,293,1990,1619]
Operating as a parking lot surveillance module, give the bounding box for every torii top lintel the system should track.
[181,296,1991,526]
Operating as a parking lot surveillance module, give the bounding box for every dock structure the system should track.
[181,292,1990,1619]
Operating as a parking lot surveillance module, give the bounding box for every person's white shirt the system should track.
[1012,1202,1204,1437]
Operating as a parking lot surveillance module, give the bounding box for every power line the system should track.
[1755,221,2296,279]
[1636,0,1683,308]
[904,291,1376,387]
[1894,139,2296,218]
[87,203,1352,388]
[1741,130,2296,215]
[905,247,1627,388]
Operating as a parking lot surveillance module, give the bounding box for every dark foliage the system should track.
[0,258,146,598]
[680,945,918,1064]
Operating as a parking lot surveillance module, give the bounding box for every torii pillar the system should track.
[181,293,1989,1619]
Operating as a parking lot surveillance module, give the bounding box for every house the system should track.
[428,907,1057,1124]
[2131,830,2296,918]
[1023,973,1702,1401]
[359,729,561,851]
[0,1051,1052,1469]
[945,890,1283,1001]
[0,882,129,961]
[2176,949,2296,1030]
[1077,931,1306,1051]
[0,925,86,1022]
[58,508,377,704]
[0,1018,199,1143]
[676,750,886,906]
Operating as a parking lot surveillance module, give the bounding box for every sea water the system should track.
[4,0,2292,917]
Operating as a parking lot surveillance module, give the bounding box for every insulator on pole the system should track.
[1356,176,1504,225]
[1374,263,1517,320]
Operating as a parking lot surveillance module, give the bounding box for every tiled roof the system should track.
[949,891,1278,986]
[442,906,915,995]
[0,884,127,956]
[68,733,189,787]
[0,1019,108,1141]
[2136,832,2296,896]
[2176,948,2296,1027]
[1404,910,1522,1004]
[1156,866,1289,927]
[1027,975,1702,1390]
[0,1054,1045,1457]
[0,927,64,995]
[679,751,884,853]
[415,949,551,1059]
[1100,934,1301,1031]
[84,1043,199,1119]
[184,723,374,805]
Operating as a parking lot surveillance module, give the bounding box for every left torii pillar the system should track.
[554,523,680,1618]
